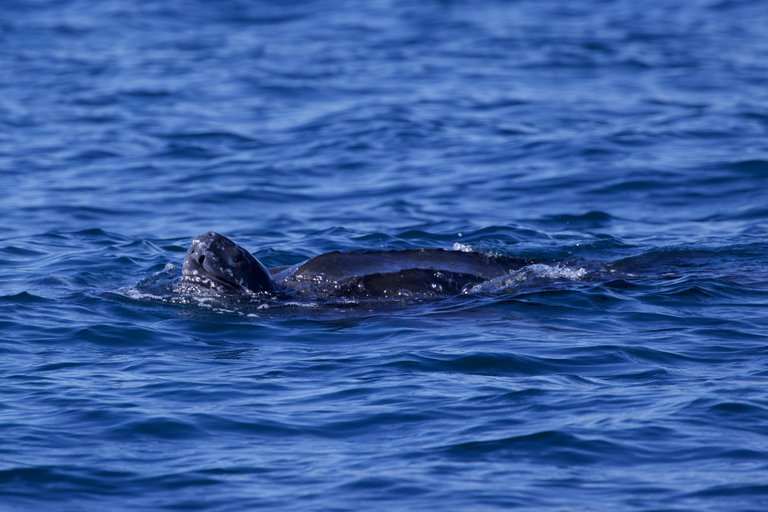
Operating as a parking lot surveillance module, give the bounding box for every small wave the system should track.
[464,264,588,294]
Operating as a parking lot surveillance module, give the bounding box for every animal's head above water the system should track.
[182,232,276,294]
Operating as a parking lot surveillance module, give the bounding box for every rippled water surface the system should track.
[3,0,768,510]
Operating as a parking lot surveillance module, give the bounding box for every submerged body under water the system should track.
[175,231,539,298]
[3,0,768,510]
[167,232,717,307]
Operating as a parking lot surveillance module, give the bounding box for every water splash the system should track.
[464,264,588,294]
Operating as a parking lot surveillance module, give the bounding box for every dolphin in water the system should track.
[182,232,533,298]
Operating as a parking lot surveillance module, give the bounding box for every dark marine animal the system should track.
[182,232,532,298]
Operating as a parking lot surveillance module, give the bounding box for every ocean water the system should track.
[2,0,768,510]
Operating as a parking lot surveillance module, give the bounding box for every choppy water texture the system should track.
[3,0,768,510]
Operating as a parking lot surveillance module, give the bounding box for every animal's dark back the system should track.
[292,249,530,281]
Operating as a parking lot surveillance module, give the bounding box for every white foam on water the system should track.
[452,242,475,253]
[120,287,165,301]
[464,264,588,294]
[282,301,319,308]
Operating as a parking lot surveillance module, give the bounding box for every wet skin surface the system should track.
[183,232,534,298]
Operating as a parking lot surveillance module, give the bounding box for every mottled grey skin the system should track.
[182,232,276,293]
[182,232,531,298]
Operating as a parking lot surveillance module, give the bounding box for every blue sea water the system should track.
[2,0,768,510]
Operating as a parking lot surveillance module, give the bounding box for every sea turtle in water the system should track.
[181,231,534,298]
